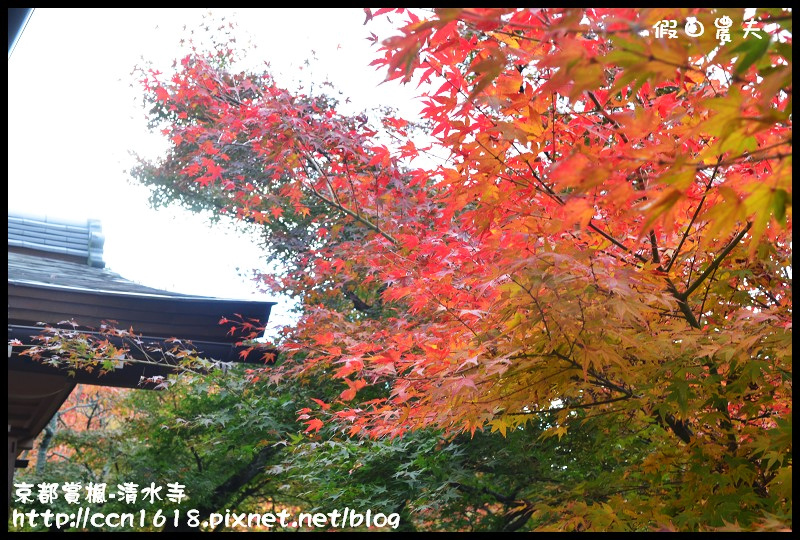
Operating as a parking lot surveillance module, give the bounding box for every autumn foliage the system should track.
[130,8,791,530]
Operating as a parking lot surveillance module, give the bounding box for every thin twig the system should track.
[666,158,722,272]
[683,222,752,299]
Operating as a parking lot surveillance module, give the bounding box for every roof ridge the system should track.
[8,212,105,268]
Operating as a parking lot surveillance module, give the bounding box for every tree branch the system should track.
[697,264,719,326]
[588,222,649,263]
[189,445,204,473]
[682,222,752,299]
[665,159,722,272]
[301,151,398,246]
[649,230,660,264]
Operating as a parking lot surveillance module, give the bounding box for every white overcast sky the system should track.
[8,8,423,332]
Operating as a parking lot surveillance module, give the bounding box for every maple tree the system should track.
[20,7,790,532]
[17,327,664,531]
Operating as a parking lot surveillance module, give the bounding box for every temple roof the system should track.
[8,211,276,448]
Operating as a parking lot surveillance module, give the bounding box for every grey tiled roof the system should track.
[8,211,197,296]
[8,212,275,343]
[8,212,105,267]
[8,251,194,297]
